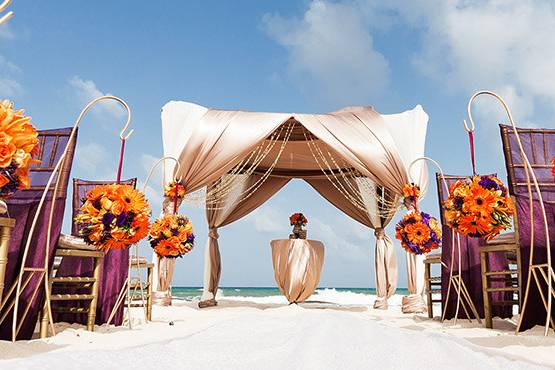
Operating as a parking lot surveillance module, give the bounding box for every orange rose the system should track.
[0,132,16,168]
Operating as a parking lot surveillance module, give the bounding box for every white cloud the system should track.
[311,217,368,262]
[68,76,125,120]
[406,0,555,121]
[74,142,110,174]
[247,205,289,233]
[0,55,22,97]
[264,0,555,122]
[262,0,389,106]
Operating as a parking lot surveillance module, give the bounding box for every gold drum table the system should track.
[0,217,15,305]
[270,239,324,303]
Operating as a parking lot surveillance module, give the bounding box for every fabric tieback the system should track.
[208,227,219,239]
[374,227,385,239]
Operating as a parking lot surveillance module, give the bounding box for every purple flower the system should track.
[102,212,115,227]
[116,212,127,227]
[453,196,464,210]
[478,176,499,191]
[187,233,195,242]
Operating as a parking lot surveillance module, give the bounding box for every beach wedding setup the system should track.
[1,2,555,369]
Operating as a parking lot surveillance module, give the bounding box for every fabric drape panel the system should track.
[171,107,290,194]
[304,178,372,227]
[201,175,290,301]
[297,108,408,195]
[306,178,399,308]
[270,239,324,303]
[0,199,65,340]
[402,253,426,313]
[515,195,555,331]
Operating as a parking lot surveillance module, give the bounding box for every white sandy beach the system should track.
[0,290,554,370]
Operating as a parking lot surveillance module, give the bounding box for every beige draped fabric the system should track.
[402,253,426,313]
[306,177,399,309]
[201,175,290,302]
[270,239,325,303]
[161,102,428,309]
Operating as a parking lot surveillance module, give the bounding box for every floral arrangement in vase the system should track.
[75,184,151,251]
[444,175,514,239]
[149,214,194,258]
[0,100,39,202]
[395,184,442,255]
[289,212,308,239]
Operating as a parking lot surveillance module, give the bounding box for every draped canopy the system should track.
[160,101,429,308]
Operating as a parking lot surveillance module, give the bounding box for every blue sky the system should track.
[1,1,554,288]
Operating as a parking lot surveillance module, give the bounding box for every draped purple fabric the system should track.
[500,124,555,331]
[54,178,136,326]
[437,174,511,320]
[515,195,555,331]
[0,127,76,340]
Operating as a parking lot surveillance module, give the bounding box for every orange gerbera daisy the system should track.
[457,214,492,237]
[405,222,431,245]
[117,184,148,213]
[463,185,497,214]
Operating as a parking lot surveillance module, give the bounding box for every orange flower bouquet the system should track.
[149,214,194,258]
[395,183,442,255]
[395,210,442,255]
[164,180,185,199]
[0,100,39,199]
[75,184,151,252]
[444,175,514,239]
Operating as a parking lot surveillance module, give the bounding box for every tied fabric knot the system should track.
[374,227,385,239]
[208,227,219,239]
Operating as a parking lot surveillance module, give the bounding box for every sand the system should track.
[0,291,554,370]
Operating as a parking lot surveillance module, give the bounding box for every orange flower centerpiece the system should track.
[0,100,39,206]
[444,175,514,239]
[149,214,194,258]
[395,184,442,255]
[75,184,151,252]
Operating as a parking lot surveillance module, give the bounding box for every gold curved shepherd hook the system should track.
[0,0,14,26]
[408,157,464,323]
[466,90,552,335]
[105,156,182,328]
[12,95,132,340]
[141,156,182,194]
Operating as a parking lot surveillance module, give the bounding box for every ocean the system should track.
[172,287,410,304]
